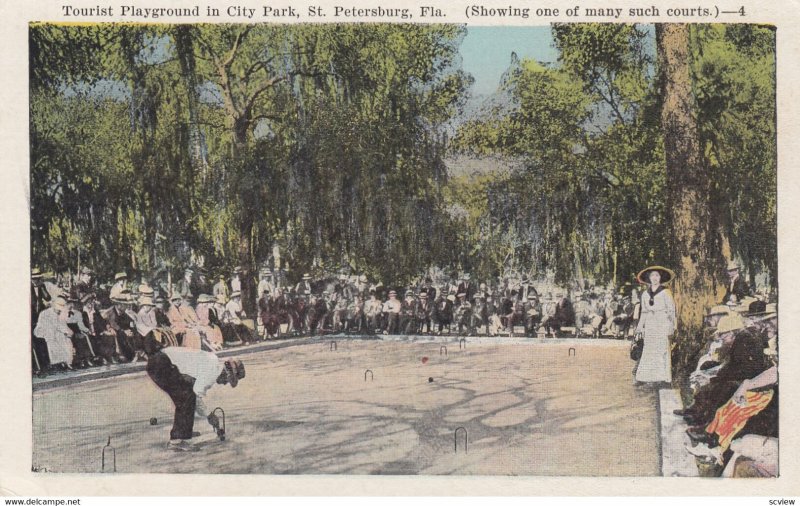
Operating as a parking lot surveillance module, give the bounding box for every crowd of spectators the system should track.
[30,265,643,373]
[677,261,778,477]
[30,259,779,477]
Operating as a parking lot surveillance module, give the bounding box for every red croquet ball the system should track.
[421,357,429,364]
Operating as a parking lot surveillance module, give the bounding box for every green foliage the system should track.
[30,23,469,288]
[690,24,776,284]
[450,23,774,290]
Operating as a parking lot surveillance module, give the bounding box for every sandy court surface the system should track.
[32,339,660,475]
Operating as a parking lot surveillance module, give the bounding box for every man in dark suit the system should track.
[456,274,477,304]
[420,277,437,302]
[105,294,138,362]
[722,261,751,304]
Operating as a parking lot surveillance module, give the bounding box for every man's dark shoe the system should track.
[686,427,718,447]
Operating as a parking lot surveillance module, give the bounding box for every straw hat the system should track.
[114,272,128,281]
[139,297,155,307]
[707,305,730,317]
[111,294,132,304]
[716,313,745,335]
[636,265,675,285]
[197,294,214,304]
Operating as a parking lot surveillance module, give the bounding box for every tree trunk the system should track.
[173,26,208,180]
[657,24,719,330]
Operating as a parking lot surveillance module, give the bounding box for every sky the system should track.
[459,26,560,97]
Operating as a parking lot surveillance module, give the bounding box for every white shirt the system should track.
[162,347,223,397]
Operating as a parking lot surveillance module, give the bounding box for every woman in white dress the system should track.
[634,266,676,384]
[33,297,75,369]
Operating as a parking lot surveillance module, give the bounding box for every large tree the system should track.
[656,23,720,330]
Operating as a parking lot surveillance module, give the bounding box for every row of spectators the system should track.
[30,265,643,373]
[678,261,778,477]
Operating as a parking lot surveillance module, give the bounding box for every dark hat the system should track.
[221,359,245,387]
[80,292,96,304]
[636,266,675,285]
[746,300,776,318]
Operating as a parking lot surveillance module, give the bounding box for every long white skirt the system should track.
[636,325,672,383]
[45,334,75,365]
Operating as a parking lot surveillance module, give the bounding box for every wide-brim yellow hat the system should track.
[636,265,675,285]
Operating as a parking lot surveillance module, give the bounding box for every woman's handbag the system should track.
[630,333,644,361]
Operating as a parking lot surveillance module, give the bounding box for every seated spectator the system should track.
[33,297,75,371]
[306,294,328,334]
[364,291,382,333]
[400,290,417,334]
[109,272,128,301]
[81,292,119,365]
[433,294,454,335]
[346,295,365,333]
[65,295,97,368]
[137,296,180,351]
[167,295,202,349]
[382,290,401,334]
[683,313,777,470]
[104,293,139,362]
[195,294,224,350]
[415,292,433,334]
[223,291,257,344]
[454,292,473,335]
[722,260,751,304]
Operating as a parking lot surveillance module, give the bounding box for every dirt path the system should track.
[32,340,659,475]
